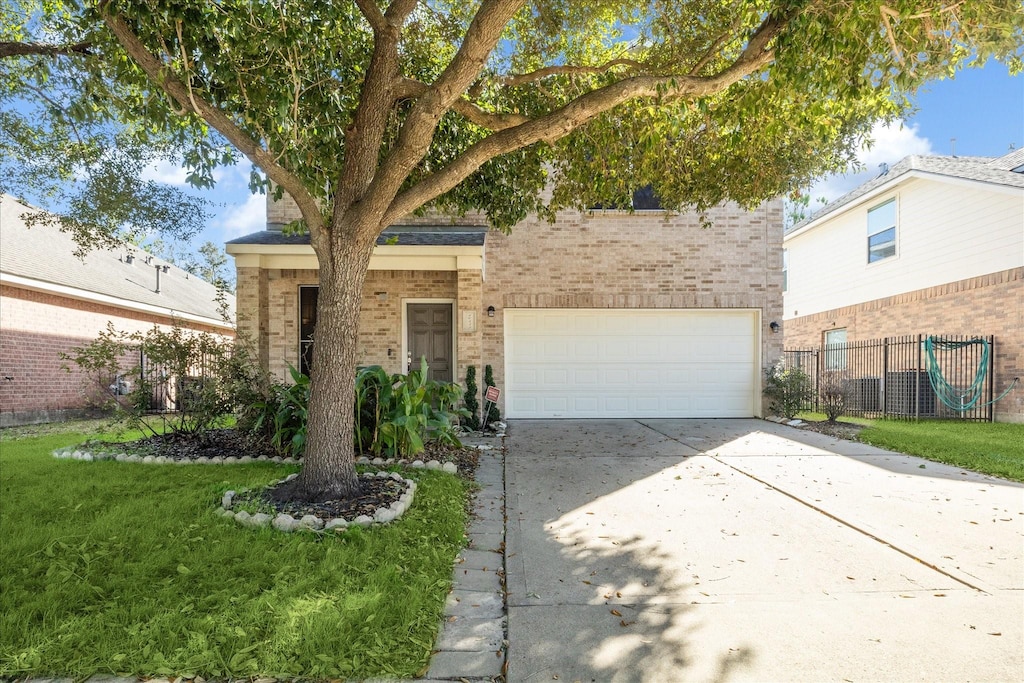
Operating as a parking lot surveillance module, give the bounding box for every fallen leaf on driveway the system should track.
[610,609,622,617]
[988,632,1002,636]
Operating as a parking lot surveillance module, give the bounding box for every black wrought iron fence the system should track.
[132,348,215,413]
[784,334,995,422]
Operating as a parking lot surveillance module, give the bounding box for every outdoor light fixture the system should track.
[769,321,780,333]
[487,306,495,317]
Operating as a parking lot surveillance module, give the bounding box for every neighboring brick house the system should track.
[783,149,1024,422]
[227,191,783,419]
[0,194,235,427]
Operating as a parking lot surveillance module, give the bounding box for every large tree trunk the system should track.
[277,226,376,503]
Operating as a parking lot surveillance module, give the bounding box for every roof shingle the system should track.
[1,194,232,325]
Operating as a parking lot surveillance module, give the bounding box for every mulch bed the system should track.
[105,428,484,523]
[796,420,867,441]
[246,476,408,521]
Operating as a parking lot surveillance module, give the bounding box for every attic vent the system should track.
[1012,164,1024,174]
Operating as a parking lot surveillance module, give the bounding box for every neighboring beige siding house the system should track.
[783,149,1024,422]
[228,192,784,419]
[0,195,235,427]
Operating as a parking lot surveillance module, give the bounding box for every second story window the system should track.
[867,198,896,263]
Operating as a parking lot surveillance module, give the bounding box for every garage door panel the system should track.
[505,309,757,418]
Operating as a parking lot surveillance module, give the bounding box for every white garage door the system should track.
[505,309,758,418]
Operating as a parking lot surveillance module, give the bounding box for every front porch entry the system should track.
[405,301,454,382]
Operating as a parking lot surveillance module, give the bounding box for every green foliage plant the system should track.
[818,370,851,423]
[462,365,481,431]
[764,362,813,419]
[61,323,241,436]
[483,364,501,426]
[370,358,467,458]
[271,360,467,459]
[251,364,310,458]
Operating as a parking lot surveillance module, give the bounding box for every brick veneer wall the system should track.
[783,267,1024,422]
[0,285,231,426]
[480,200,785,414]
[251,269,459,381]
[241,196,784,415]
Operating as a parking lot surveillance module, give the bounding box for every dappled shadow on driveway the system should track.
[504,419,1024,682]
[505,419,761,682]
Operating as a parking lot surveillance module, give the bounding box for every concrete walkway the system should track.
[504,419,1024,683]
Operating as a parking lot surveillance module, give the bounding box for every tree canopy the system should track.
[4,0,1022,500]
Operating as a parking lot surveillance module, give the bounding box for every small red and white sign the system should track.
[484,386,500,403]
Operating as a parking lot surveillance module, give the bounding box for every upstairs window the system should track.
[867,199,896,263]
[590,185,662,211]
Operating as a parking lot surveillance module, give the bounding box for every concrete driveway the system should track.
[505,419,1024,683]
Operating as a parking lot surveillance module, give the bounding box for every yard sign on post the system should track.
[482,385,500,431]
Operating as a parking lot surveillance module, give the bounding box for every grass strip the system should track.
[857,420,1024,482]
[0,431,468,679]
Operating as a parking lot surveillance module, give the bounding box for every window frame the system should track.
[782,249,789,292]
[823,328,847,370]
[866,198,897,264]
[298,285,319,376]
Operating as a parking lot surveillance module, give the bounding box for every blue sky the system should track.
[166,59,1023,251]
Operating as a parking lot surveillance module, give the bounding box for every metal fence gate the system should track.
[784,334,995,422]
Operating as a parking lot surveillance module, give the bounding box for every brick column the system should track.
[456,264,483,389]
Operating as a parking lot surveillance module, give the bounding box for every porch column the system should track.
[456,258,483,388]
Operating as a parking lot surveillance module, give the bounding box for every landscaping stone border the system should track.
[219,471,417,532]
[51,447,460,474]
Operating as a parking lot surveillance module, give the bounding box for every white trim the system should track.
[226,243,484,272]
[0,272,233,331]
[785,170,1024,242]
[401,298,457,379]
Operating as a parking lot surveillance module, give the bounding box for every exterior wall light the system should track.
[769,321,781,333]
[487,306,495,317]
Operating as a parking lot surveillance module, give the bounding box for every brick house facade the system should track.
[229,193,784,418]
[783,151,1024,422]
[0,195,234,426]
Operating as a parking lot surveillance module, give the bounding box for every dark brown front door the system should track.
[407,303,453,382]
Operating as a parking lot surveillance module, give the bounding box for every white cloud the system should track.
[140,158,190,186]
[217,192,265,240]
[808,120,934,203]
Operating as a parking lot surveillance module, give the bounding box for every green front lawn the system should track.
[0,429,468,679]
[795,413,1024,483]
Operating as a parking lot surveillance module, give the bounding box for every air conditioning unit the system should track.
[884,370,936,417]
[847,377,881,412]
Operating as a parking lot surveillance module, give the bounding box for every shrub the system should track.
[764,362,813,419]
[483,364,501,426]
[462,365,481,431]
[367,358,467,457]
[262,359,469,459]
[62,323,242,436]
[254,364,309,457]
[818,370,851,423]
